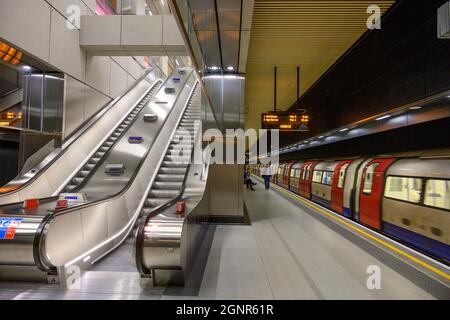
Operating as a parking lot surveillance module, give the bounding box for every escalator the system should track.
[0,68,162,203]
[0,67,210,281]
[62,84,159,193]
[141,85,200,215]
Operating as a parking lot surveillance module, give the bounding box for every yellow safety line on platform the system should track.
[254,176,450,281]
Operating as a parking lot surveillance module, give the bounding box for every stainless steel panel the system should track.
[0,216,42,265]
[22,74,43,131]
[220,31,240,70]
[223,75,245,129]
[42,74,64,133]
[217,0,242,31]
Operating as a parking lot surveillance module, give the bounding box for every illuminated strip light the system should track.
[0,41,24,66]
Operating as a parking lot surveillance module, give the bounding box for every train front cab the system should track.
[311,161,339,208]
[381,158,450,262]
[289,162,303,193]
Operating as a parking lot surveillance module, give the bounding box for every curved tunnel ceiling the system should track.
[245,0,396,130]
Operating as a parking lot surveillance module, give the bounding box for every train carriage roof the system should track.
[387,158,450,179]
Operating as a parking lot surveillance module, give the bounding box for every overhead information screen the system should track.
[261,112,309,131]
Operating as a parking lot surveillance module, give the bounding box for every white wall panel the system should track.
[64,76,85,136]
[85,55,111,96]
[51,0,89,28]
[121,15,163,46]
[84,86,104,120]
[1,0,156,139]
[110,60,128,97]
[0,0,51,61]
[82,0,97,13]
[49,9,86,81]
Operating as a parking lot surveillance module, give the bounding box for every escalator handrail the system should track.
[0,68,158,196]
[0,87,21,98]
[33,69,195,272]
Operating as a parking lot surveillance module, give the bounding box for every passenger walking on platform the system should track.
[261,164,272,190]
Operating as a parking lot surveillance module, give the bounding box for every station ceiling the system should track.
[245,0,396,131]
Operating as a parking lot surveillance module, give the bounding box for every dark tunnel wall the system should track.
[283,0,450,147]
[280,117,450,161]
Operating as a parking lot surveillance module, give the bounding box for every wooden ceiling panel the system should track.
[245,0,395,130]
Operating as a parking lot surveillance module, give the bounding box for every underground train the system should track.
[251,152,450,264]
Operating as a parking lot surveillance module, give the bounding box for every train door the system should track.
[277,164,285,185]
[359,158,396,229]
[342,158,366,219]
[283,162,293,189]
[331,160,352,214]
[354,158,373,222]
[297,163,307,196]
[304,161,317,199]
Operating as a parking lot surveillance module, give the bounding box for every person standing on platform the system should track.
[261,164,272,190]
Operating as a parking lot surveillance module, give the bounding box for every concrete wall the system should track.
[0,0,148,138]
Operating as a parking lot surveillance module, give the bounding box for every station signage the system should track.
[0,218,23,240]
[261,112,310,131]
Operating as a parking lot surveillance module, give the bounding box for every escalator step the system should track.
[65,185,77,192]
[80,170,90,177]
[144,198,173,208]
[148,190,179,198]
[72,177,83,184]
[158,167,186,175]
[162,161,188,168]
[156,174,185,182]
[84,164,95,170]
[152,181,183,190]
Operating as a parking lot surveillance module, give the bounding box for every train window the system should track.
[312,170,323,183]
[384,176,422,204]
[322,171,333,185]
[295,169,301,178]
[424,179,450,210]
[290,169,296,177]
[363,163,379,194]
[338,164,350,189]
[278,167,283,175]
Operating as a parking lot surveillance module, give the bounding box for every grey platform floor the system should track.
[0,180,447,300]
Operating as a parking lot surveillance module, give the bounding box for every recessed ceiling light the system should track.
[339,128,349,132]
[22,65,31,71]
[318,136,324,139]
[409,106,422,110]
[210,66,219,71]
[227,66,234,71]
